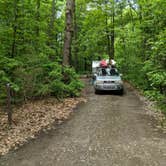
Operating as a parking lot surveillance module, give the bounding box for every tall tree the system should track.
[63,0,75,66]
[48,0,57,60]
[72,0,78,70]
[11,0,18,58]
[110,0,115,59]
[104,0,111,59]
[36,0,40,36]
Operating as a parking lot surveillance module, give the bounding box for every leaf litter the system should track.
[0,97,87,156]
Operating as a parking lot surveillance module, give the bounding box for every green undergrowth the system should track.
[0,56,84,105]
[124,76,166,115]
[144,90,166,115]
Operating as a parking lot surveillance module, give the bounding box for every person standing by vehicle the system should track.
[109,59,116,68]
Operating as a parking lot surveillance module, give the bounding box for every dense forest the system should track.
[0,0,165,112]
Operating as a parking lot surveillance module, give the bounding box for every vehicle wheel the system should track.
[95,89,100,94]
[119,89,124,95]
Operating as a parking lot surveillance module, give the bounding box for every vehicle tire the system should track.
[95,89,100,94]
[119,89,124,95]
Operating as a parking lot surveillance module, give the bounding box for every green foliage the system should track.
[0,57,84,103]
[36,63,84,98]
[144,90,165,101]
[144,89,166,114]
[62,67,84,97]
[0,0,83,105]
[147,71,166,89]
[114,0,166,113]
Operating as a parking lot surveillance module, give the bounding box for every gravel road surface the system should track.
[0,82,166,166]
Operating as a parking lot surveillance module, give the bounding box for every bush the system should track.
[0,57,84,104]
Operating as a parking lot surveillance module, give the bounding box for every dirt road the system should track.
[0,83,166,166]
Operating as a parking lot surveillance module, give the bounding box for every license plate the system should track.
[103,85,116,90]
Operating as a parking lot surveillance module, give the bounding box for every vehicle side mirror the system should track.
[120,73,123,77]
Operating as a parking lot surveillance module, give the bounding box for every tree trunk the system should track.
[73,0,79,71]
[49,0,56,36]
[6,84,12,126]
[63,0,75,66]
[36,0,40,37]
[104,0,111,59]
[110,0,115,60]
[105,15,111,59]
[11,0,18,58]
[48,0,57,60]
